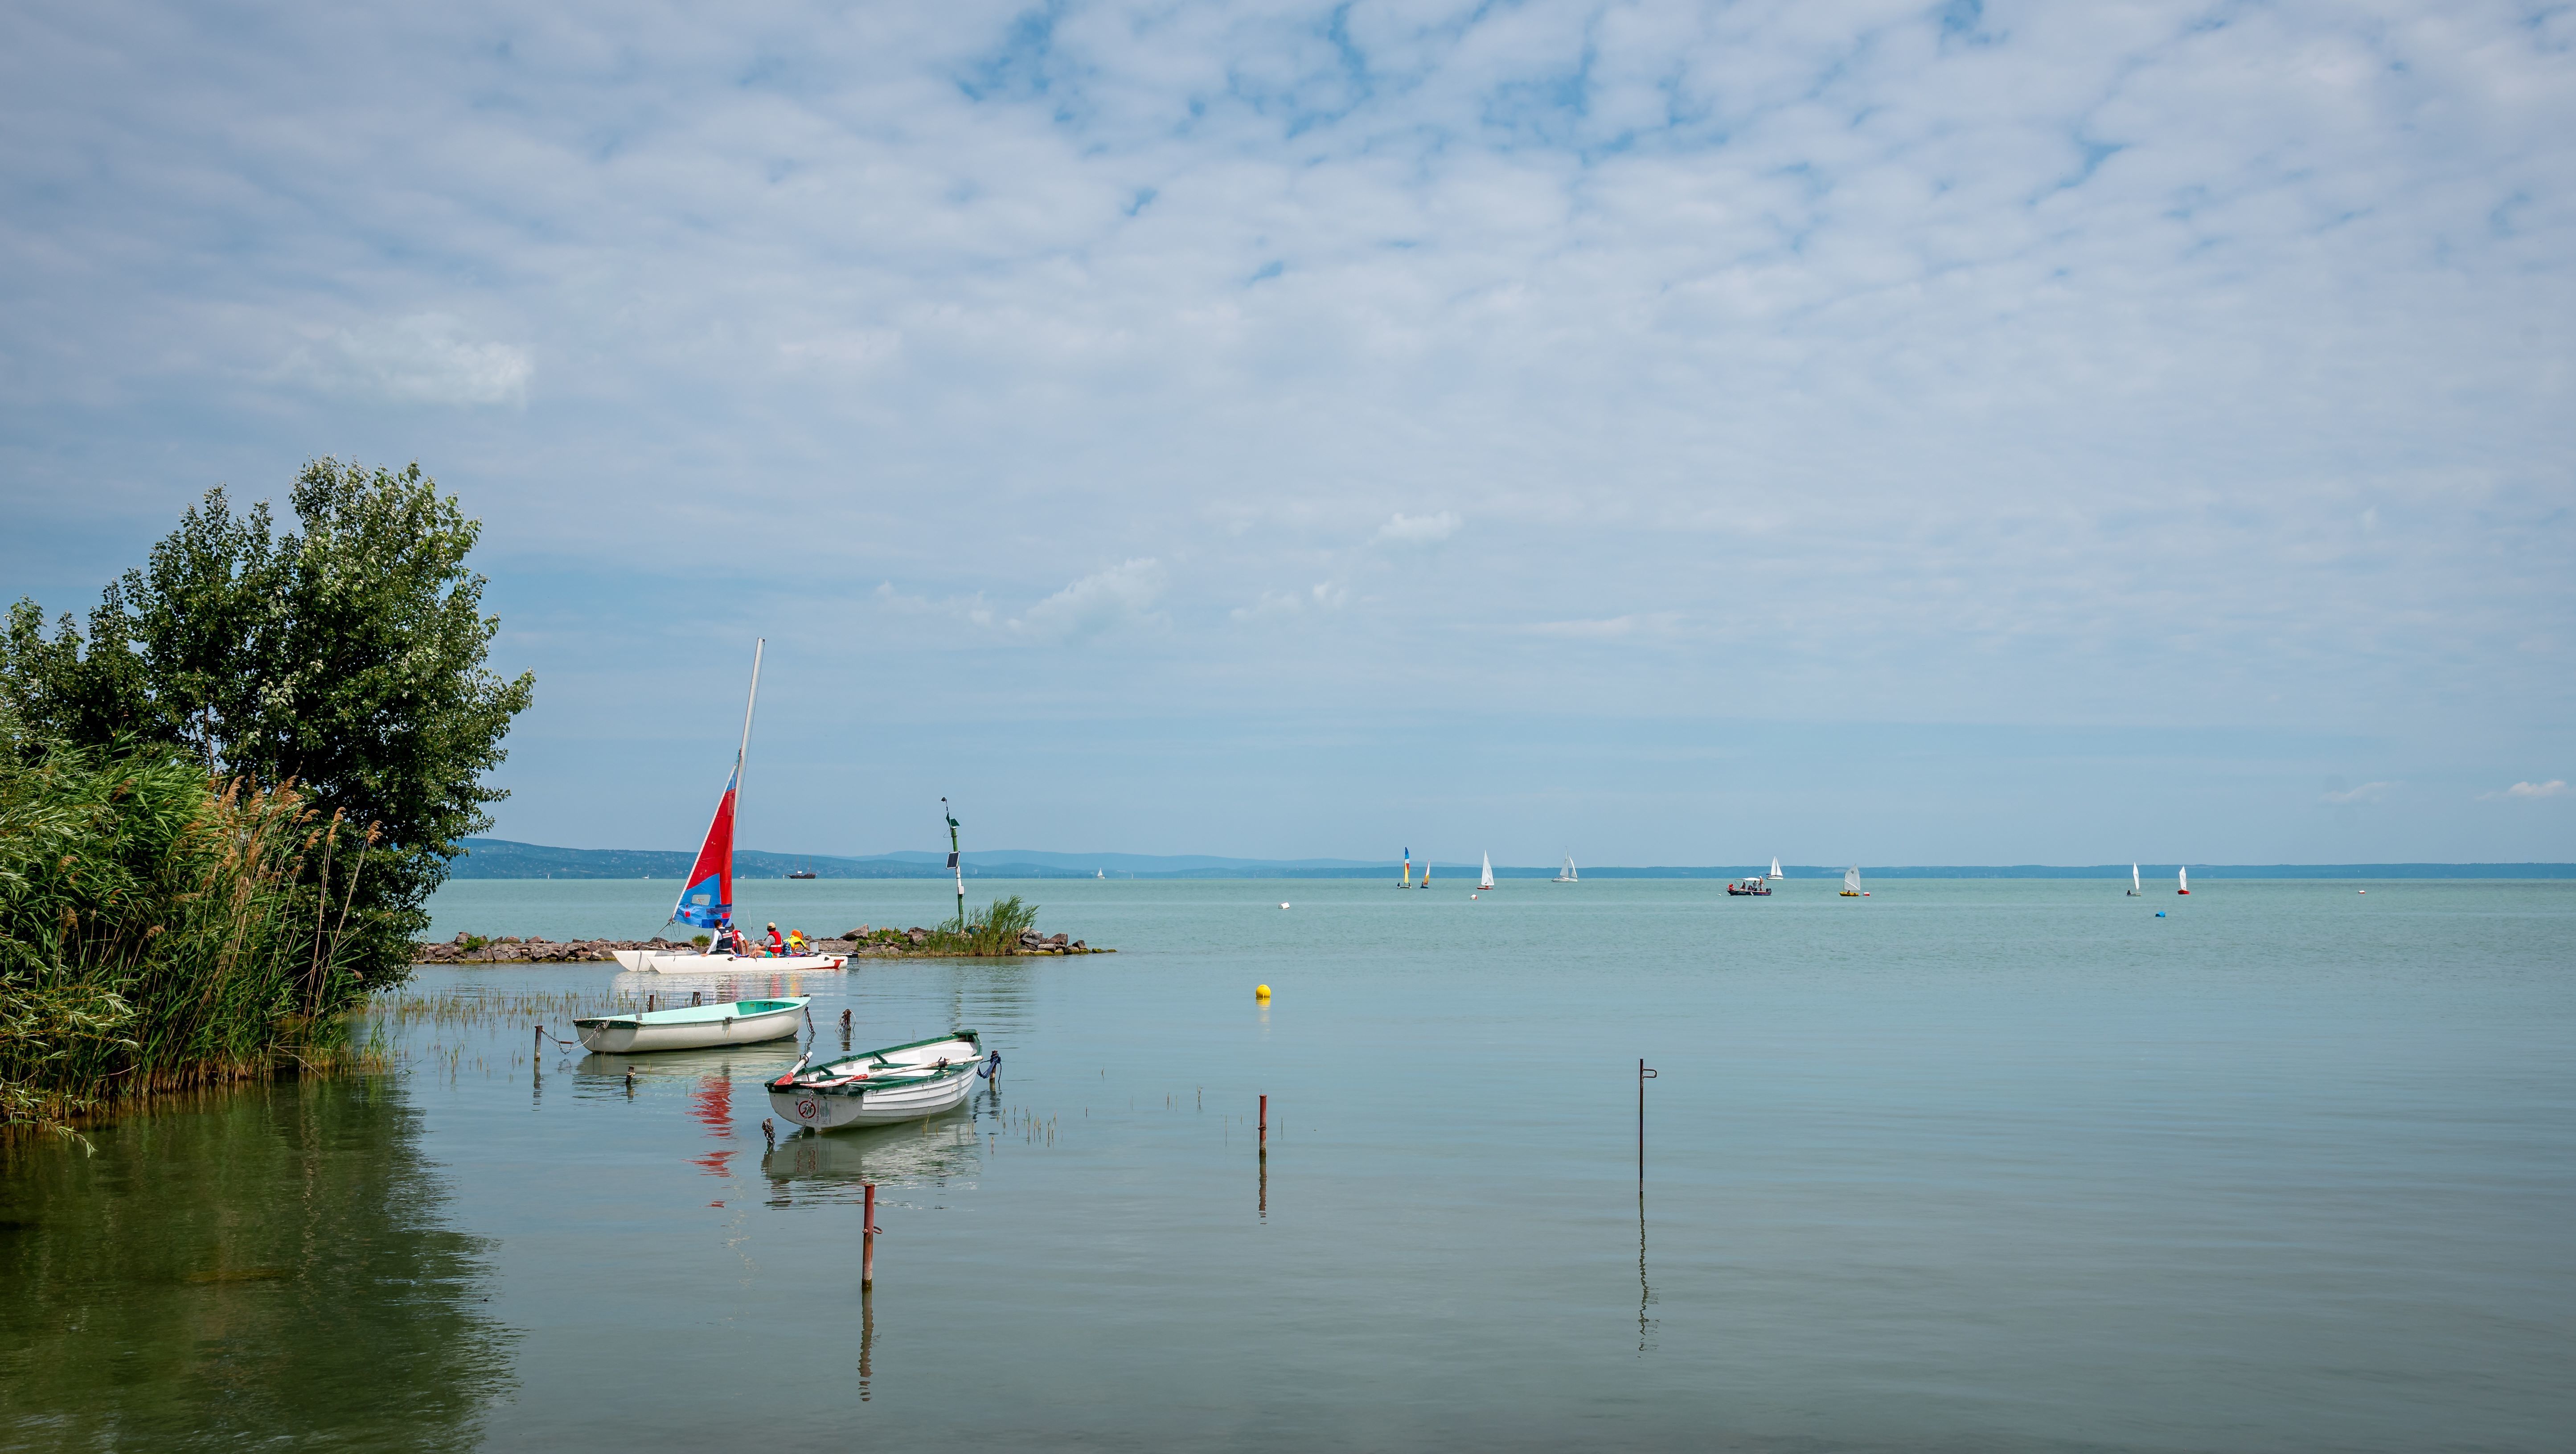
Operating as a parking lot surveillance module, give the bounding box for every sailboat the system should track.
[1400,848,1412,889]
[1479,853,1496,890]
[611,641,848,975]
[2127,864,2142,897]
[1420,859,1431,888]
[2177,866,2191,896]
[1554,852,1578,884]
[1770,856,1784,881]
[1097,868,1105,879]
[1840,866,1864,897]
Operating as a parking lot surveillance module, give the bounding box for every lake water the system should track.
[6,877,2573,1451]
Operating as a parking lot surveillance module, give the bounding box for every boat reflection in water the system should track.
[760,1115,982,1208]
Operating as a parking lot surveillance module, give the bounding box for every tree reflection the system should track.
[0,1076,513,1448]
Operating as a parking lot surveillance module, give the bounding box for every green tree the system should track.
[1,459,533,979]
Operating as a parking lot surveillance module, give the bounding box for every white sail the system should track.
[2132,863,2141,891]
[2178,866,2189,893]
[1770,856,1783,880]
[1555,853,1577,883]
[1479,853,1495,890]
[1843,865,1862,894]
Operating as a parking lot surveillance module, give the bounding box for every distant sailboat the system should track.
[1840,866,1863,897]
[1421,859,1431,888]
[1479,853,1496,891]
[1554,852,1577,884]
[2177,866,2191,896]
[2127,863,2142,897]
[1097,868,1105,879]
[1770,856,1784,881]
[1400,848,1412,889]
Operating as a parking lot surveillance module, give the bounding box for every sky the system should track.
[2,0,2571,866]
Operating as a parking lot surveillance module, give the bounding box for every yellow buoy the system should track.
[1255,984,1271,1000]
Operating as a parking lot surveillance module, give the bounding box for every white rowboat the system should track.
[574,996,809,1053]
[610,947,846,974]
[768,1030,985,1132]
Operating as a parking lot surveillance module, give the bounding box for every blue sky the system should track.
[2,0,2570,865]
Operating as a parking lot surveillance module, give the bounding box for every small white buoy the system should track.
[1470,893,1479,899]
[2358,889,2367,894]
[1280,901,1291,909]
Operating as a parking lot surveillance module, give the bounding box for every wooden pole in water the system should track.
[1637,1059,1657,1186]
[1259,1094,1267,1151]
[862,1182,879,1289]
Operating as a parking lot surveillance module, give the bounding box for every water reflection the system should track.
[0,1077,513,1447]
[759,1117,981,1207]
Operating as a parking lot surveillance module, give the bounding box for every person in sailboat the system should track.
[765,922,788,956]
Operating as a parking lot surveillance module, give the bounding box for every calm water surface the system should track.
[6,878,2573,1451]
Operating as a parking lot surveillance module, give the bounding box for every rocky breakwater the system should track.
[412,927,1115,963]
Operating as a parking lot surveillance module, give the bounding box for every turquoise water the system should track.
[7,877,2573,1451]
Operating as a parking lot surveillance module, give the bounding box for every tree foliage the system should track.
[1,459,533,980]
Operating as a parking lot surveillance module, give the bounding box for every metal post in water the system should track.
[942,798,965,933]
[862,1182,880,1289]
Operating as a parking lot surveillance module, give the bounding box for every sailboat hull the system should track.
[611,950,847,974]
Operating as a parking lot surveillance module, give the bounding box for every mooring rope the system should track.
[532,1024,579,1049]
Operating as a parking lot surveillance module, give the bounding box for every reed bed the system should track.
[927,895,1041,956]
[1,736,380,1147]
[373,987,644,1030]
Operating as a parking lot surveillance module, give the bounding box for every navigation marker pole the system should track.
[942,798,965,932]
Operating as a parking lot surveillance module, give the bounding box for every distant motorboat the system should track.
[1554,853,1578,884]
[769,1031,986,1131]
[2127,863,2142,897]
[1726,875,1771,897]
[1841,866,1865,897]
[786,868,817,880]
[574,996,808,1054]
[1479,853,1496,891]
[2177,866,2191,896]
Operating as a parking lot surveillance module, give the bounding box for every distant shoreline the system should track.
[446,840,2576,882]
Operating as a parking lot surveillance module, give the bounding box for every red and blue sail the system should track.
[672,765,738,929]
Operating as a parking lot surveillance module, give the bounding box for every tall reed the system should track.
[929,895,1042,956]
[1,733,377,1147]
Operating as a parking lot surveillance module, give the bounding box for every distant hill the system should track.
[446,840,2576,881]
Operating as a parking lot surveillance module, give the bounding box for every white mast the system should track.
[736,638,764,808]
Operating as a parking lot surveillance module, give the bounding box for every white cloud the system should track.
[281,313,530,405]
[2321,782,2393,804]
[1526,613,1686,641]
[2484,780,2568,800]
[1013,559,1168,642]
[1376,512,1460,545]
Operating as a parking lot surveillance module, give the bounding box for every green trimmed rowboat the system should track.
[767,1030,985,1131]
[574,997,808,1053]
